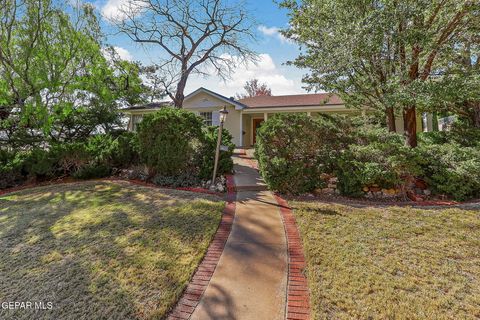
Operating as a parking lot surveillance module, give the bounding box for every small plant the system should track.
[152,173,201,188]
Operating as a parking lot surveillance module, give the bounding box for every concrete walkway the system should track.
[190,151,288,320]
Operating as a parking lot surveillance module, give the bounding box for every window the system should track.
[199,112,213,126]
[132,114,143,131]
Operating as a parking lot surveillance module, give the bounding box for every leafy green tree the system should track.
[0,0,145,148]
[281,0,478,147]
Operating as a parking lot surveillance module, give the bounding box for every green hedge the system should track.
[255,113,350,194]
[255,114,480,200]
[137,108,204,176]
[137,108,234,179]
[0,132,138,188]
[198,126,235,179]
[417,143,480,201]
[336,129,422,197]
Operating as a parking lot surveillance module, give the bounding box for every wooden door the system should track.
[252,118,264,144]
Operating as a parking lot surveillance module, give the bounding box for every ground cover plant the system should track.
[291,200,480,319]
[0,181,224,319]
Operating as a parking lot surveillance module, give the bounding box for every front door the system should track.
[252,118,264,144]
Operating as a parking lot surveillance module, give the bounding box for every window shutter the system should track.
[212,111,220,126]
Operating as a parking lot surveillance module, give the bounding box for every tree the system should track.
[281,0,478,147]
[236,79,272,99]
[112,0,257,108]
[417,13,480,128]
[0,0,145,147]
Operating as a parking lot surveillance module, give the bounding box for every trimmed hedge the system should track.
[137,108,204,176]
[198,126,235,179]
[417,143,480,201]
[255,113,480,200]
[255,113,350,194]
[137,108,234,179]
[336,128,422,197]
[0,132,139,188]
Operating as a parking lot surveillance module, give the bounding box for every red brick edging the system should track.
[275,194,311,320]
[167,174,236,320]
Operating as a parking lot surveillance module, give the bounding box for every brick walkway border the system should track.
[167,174,237,320]
[275,195,311,320]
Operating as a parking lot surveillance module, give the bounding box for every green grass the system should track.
[0,181,224,320]
[291,201,480,320]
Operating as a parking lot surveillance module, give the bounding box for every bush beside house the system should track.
[255,113,350,194]
[0,108,234,191]
[256,113,480,201]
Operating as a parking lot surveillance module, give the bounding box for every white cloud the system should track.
[101,0,141,21]
[186,53,306,97]
[102,46,134,61]
[258,25,292,45]
[113,46,133,61]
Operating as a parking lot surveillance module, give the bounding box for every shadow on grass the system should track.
[0,181,224,320]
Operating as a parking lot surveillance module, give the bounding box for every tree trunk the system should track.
[173,66,190,109]
[404,106,418,147]
[386,107,396,132]
[173,73,189,108]
[472,102,480,128]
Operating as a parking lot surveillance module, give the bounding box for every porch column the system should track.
[264,113,268,121]
[239,112,243,146]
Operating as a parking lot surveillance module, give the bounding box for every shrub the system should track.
[137,108,204,176]
[198,126,235,179]
[152,173,201,188]
[336,130,422,197]
[0,150,25,189]
[418,125,480,148]
[255,113,349,194]
[73,163,112,180]
[111,131,140,168]
[22,148,59,178]
[417,143,480,200]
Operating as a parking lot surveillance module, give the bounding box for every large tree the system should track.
[0,0,145,147]
[112,0,257,108]
[236,78,272,99]
[281,0,478,147]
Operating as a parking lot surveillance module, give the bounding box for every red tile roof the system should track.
[238,93,343,108]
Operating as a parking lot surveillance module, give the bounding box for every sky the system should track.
[85,0,309,98]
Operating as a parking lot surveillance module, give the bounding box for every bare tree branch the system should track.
[110,0,257,107]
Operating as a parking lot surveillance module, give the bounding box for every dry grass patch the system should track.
[291,201,480,319]
[0,181,224,319]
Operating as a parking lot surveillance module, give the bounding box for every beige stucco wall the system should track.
[125,92,428,147]
[183,92,243,146]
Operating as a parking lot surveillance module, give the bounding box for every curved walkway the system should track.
[169,150,310,320]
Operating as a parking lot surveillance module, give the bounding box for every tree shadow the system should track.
[0,180,224,319]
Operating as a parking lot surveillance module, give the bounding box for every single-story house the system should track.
[123,87,432,147]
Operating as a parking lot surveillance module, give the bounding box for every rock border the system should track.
[275,194,311,320]
[167,174,237,320]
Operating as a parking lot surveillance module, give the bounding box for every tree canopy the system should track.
[0,0,145,148]
[112,0,257,107]
[236,79,272,99]
[281,0,479,147]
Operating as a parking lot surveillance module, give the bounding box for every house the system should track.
[123,87,429,147]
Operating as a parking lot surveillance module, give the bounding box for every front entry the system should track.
[252,118,264,145]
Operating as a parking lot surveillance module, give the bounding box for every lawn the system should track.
[291,201,480,320]
[0,181,224,320]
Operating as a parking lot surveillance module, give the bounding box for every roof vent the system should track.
[229,97,235,101]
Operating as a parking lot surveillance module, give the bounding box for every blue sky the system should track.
[86,0,308,97]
